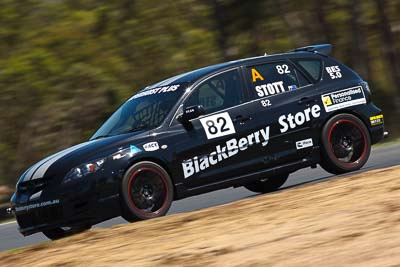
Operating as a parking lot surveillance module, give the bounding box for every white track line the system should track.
[0,220,16,226]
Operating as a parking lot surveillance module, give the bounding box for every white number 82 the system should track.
[200,112,236,139]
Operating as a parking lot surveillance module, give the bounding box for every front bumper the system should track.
[12,176,120,236]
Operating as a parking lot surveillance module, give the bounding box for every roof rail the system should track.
[291,44,332,55]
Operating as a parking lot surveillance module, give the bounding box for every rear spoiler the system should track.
[291,44,332,56]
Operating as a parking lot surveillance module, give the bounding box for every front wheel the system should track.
[320,114,371,174]
[244,173,289,194]
[121,161,174,222]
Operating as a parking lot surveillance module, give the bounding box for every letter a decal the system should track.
[251,68,264,82]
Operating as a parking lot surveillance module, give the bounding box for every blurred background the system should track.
[0,0,399,202]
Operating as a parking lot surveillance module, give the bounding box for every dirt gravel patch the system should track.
[1,166,400,266]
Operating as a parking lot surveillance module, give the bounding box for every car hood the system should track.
[19,130,150,182]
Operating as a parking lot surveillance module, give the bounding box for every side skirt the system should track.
[174,147,320,199]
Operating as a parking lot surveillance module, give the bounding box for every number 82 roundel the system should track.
[199,112,236,139]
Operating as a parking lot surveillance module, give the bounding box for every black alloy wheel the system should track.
[121,161,173,222]
[320,114,371,174]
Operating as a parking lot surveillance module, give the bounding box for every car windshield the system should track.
[90,83,186,140]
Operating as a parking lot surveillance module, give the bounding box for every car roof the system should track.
[151,51,321,87]
[145,44,334,90]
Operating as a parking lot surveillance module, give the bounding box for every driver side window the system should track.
[185,69,243,114]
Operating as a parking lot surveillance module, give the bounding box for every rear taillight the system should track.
[360,81,371,102]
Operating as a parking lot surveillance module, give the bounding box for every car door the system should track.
[241,60,321,169]
[170,68,268,188]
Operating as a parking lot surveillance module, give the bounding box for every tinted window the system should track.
[185,69,243,114]
[295,69,311,87]
[91,84,185,139]
[246,62,300,99]
[295,59,322,81]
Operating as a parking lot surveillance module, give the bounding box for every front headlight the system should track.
[63,158,105,184]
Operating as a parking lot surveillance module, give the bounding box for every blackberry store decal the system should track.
[182,126,270,178]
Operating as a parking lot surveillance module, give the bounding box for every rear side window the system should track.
[294,59,322,82]
[246,62,301,99]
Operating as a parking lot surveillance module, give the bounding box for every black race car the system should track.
[10,44,386,239]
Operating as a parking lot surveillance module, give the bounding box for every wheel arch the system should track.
[318,108,371,138]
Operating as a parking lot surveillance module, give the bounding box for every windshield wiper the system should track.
[92,124,150,141]
[120,124,151,135]
[91,135,111,140]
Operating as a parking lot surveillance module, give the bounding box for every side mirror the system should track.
[177,105,205,129]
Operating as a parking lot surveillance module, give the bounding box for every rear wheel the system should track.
[320,114,371,174]
[42,225,91,240]
[244,173,289,194]
[121,161,173,222]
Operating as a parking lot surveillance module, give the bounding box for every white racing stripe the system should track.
[31,142,91,179]
[23,140,99,181]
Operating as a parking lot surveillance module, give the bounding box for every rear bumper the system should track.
[370,124,385,145]
[356,103,386,145]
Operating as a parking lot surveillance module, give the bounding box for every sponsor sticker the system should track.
[15,199,60,212]
[370,114,384,126]
[296,138,313,150]
[321,86,366,112]
[143,142,160,151]
[200,112,236,140]
[288,85,297,91]
[130,145,142,155]
[113,145,142,160]
[113,153,126,160]
[182,126,270,178]
[326,65,342,79]
[129,84,180,100]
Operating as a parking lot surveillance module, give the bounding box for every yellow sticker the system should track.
[369,114,384,121]
[251,68,264,82]
[322,96,332,106]
[369,114,384,126]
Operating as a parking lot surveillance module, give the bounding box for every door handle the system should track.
[233,115,252,124]
[298,97,317,105]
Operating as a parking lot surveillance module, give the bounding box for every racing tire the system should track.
[121,161,174,222]
[42,225,91,240]
[244,173,289,194]
[320,114,371,174]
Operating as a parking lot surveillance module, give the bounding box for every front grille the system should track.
[16,205,63,229]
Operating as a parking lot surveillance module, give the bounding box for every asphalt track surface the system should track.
[1,144,399,252]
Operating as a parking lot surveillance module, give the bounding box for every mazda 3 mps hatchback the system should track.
[11,44,386,239]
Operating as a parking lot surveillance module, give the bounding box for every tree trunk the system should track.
[313,0,333,44]
[348,0,372,82]
[275,0,313,46]
[210,0,230,61]
[374,0,400,113]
